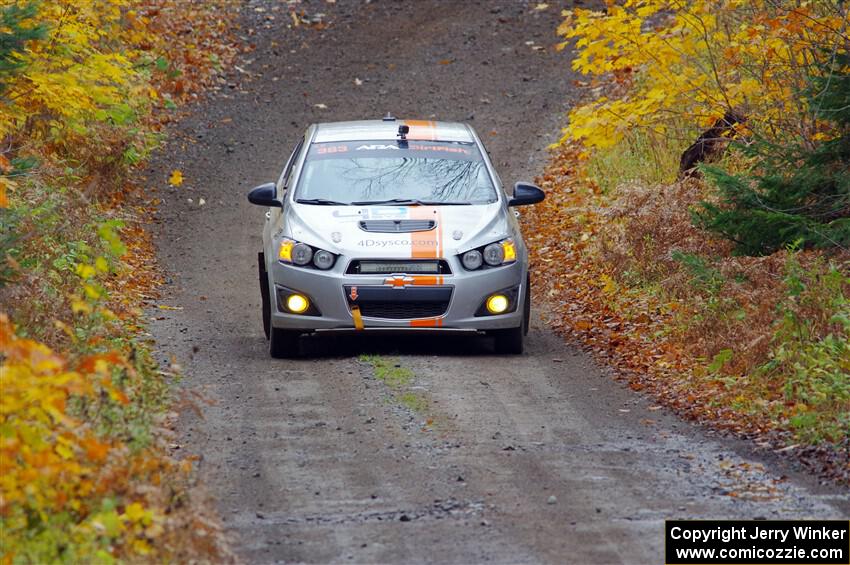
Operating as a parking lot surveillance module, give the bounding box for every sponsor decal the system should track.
[333,207,409,219]
[315,144,348,155]
[354,142,469,154]
[355,144,400,151]
[357,239,438,247]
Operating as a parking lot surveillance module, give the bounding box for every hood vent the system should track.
[359,219,436,233]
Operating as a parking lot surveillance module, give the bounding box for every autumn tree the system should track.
[0,2,44,92]
[559,0,850,253]
[696,54,850,254]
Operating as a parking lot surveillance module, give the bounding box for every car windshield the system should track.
[295,141,498,205]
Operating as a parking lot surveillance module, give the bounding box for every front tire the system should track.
[259,252,271,340]
[493,325,524,354]
[270,326,301,358]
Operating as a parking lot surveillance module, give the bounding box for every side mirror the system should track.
[247,182,281,207]
[508,182,545,207]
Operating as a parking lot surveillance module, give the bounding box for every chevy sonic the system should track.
[247,117,545,358]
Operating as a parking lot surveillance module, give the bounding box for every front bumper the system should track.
[268,257,526,332]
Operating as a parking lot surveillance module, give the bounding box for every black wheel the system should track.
[258,252,271,340]
[523,272,531,336]
[493,325,524,354]
[270,326,301,358]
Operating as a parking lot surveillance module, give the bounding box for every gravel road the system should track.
[148,1,849,563]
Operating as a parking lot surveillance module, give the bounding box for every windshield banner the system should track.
[308,141,478,161]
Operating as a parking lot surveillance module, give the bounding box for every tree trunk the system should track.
[678,110,746,179]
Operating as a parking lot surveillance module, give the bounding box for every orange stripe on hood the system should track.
[409,207,442,259]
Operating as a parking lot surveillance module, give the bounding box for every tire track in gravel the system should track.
[148,1,849,563]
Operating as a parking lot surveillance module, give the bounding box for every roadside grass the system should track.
[359,355,434,420]
[525,141,850,482]
[585,129,681,195]
[360,354,415,388]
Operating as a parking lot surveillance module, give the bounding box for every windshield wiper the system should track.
[350,198,474,206]
[350,198,425,206]
[295,198,349,205]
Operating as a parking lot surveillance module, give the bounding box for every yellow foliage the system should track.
[0,314,168,561]
[559,1,849,150]
[0,314,100,519]
[0,0,153,145]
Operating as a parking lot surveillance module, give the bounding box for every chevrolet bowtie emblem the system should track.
[383,275,414,288]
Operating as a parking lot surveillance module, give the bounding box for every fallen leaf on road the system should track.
[157,305,183,310]
[169,169,184,186]
[313,103,328,109]
[354,78,363,86]
[535,3,550,10]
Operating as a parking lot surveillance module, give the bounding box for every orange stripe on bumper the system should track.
[410,275,444,286]
[409,317,444,328]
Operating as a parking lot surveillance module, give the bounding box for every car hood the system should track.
[285,202,510,259]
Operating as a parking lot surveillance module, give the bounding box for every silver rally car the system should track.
[247,117,545,358]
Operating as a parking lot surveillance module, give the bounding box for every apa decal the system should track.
[355,144,400,151]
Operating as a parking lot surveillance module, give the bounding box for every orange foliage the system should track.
[525,141,850,482]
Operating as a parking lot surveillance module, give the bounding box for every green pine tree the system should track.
[0,2,45,94]
[694,55,850,256]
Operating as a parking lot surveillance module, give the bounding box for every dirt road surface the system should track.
[149,1,849,563]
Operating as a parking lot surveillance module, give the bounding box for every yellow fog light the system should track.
[287,294,309,313]
[486,294,509,314]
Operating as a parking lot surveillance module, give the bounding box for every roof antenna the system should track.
[397,124,409,141]
[382,112,396,122]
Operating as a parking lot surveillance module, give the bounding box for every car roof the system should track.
[312,119,475,143]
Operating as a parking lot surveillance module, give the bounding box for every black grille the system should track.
[358,300,449,319]
[359,219,436,233]
[347,259,451,275]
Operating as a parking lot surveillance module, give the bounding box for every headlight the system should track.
[313,249,334,270]
[462,249,483,270]
[292,243,313,265]
[460,238,517,270]
[483,243,504,266]
[278,238,336,270]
